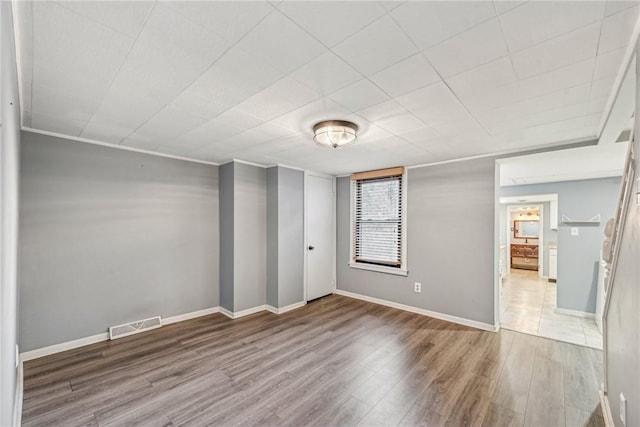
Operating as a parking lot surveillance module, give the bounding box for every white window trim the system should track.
[348,171,408,276]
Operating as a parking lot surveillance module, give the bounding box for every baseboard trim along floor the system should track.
[335,289,497,332]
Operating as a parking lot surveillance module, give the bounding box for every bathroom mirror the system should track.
[513,220,539,239]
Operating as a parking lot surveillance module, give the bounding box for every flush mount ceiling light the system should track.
[312,120,358,148]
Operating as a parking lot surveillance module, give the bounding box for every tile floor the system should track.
[500,268,603,349]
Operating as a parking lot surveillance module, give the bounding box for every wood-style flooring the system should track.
[22,295,605,427]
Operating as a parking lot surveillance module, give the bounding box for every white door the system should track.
[306,174,335,301]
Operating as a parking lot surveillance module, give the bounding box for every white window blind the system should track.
[351,168,404,268]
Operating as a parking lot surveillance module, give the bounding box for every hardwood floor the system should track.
[22,295,605,427]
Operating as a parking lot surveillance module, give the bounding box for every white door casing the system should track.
[305,173,335,301]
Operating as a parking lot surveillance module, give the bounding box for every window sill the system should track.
[349,262,408,276]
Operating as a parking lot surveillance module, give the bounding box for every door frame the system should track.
[303,170,337,302]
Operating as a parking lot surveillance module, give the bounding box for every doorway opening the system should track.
[498,195,602,349]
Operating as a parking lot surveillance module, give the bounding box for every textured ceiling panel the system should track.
[15,0,637,174]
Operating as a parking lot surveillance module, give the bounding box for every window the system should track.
[350,167,407,276]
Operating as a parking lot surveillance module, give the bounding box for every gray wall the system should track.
[606,52,640,427]
[266,167,279,308]
[219,163,234,312]
[0,2,21,424]
[276,167,304,307]
[19,132,220,351]
[501,177,620,313]
[337,157,497,326]
[232,163,266,312]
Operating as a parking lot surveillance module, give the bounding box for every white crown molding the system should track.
[219,158,268,168]
[407,137,597,171]
[335,289,498,332]
[22,127,220,166]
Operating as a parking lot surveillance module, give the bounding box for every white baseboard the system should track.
[20,306,220,361]
[266,301,306,314]
[555,307,596,319]
[335,289,498,332]
[219,307,234,319]
[20,332,110,362]
[600,390,615,427]
[163,307,220,325]
[13,361,23,427]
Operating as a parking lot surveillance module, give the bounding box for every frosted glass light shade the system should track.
[313,120,358,148]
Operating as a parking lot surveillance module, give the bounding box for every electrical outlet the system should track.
[571,227,579,236]
[620,393,627,425]
[414,282,421,293]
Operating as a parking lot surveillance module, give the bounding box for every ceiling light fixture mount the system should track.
[312,120,358,149]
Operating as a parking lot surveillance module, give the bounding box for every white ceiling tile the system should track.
[446,56,517,99]
[375,113,426,135]
[57,1,154,38]
[369,54,440,97]
[486,103,589,133]
[397,126,440,144]
[493,1,527,16]
[179,119,246,148]
[511,23,600,79]
[590,76,618,99]
[236,77,320,121]
[235,11,326,74]
[424,19,508,78]
[31,83,95,124]
[32,2,133,90]
[91,3,232,126]
[272,98,351,134]
[215,108,264,130]
[332,16,418,75]
[380,1,406,12]
[170,92,229,120]
[134,104,213,140]
[277,1,387,47]
[357,100,405,122]
[160,1,273,44]
[358,124,395,143]
[121,134,161,151]
[428,116,487,137]
[31,111,87,137]
[412,102,471,126]
[328,79,389,112]
[476,84,592,127]
[290,51,362,96]
[396,81,460,111]
[185,48,284,108]
[81,116,139,144]
[391,1,496,50]
[587,95,609,115]
[594,47,628,81]
[251,122,298,141]
[598,6,639,54]
[604,0,640,16]
[462,58,595,112]
[498,1,605,52]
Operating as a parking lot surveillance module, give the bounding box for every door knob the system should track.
[308,245,315,250]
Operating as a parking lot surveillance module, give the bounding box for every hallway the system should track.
[501,269,602,349]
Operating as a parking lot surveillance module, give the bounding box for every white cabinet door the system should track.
[549,248,557,280]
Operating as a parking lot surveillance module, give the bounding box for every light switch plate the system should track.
[620,392,627,425]
[571,227,579,236]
